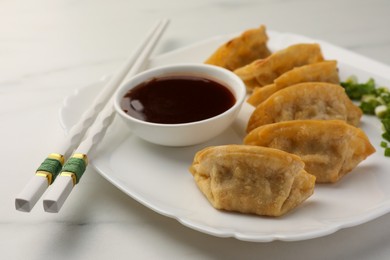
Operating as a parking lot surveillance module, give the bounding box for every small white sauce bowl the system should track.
[113,63,246,146]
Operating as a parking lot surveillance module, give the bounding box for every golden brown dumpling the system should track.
[244,120,375,183]
[247,60,340,106]
[234,43,324,91]
[204,25,271,71]
[189,145,316,217]
[246,82,362,133]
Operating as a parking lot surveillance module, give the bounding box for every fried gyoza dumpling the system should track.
[204,25,271,71]
[244,120,375,183]
[189,145,315,217]
[246,82,362,133]
[234,43,324,91]
[247,60,340,106]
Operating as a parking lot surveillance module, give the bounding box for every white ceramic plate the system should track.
[59,31,390,242]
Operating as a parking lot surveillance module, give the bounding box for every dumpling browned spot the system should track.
[204,25,271,71]
[244,120,375,183]
[234,43,324,91]
[247,60,340,106]
[189,145,315,217]
[246,82,362,133]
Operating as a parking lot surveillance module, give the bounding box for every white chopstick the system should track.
[15,18,169,212]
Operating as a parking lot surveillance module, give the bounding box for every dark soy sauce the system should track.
[121,75,236,124]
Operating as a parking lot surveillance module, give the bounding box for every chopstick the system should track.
[15,18,169,212]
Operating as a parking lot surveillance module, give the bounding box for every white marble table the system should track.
[2,0,390,259]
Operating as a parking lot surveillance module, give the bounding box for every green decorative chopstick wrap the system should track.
[35,153,65,185]
[60,153,88,185]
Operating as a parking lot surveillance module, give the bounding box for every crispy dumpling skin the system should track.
[204,25,271,71]
[246,82,362,133]
[247,60,340,106]
[234,43,324,91]
[189,145,316,217]
[244,120,375,183]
